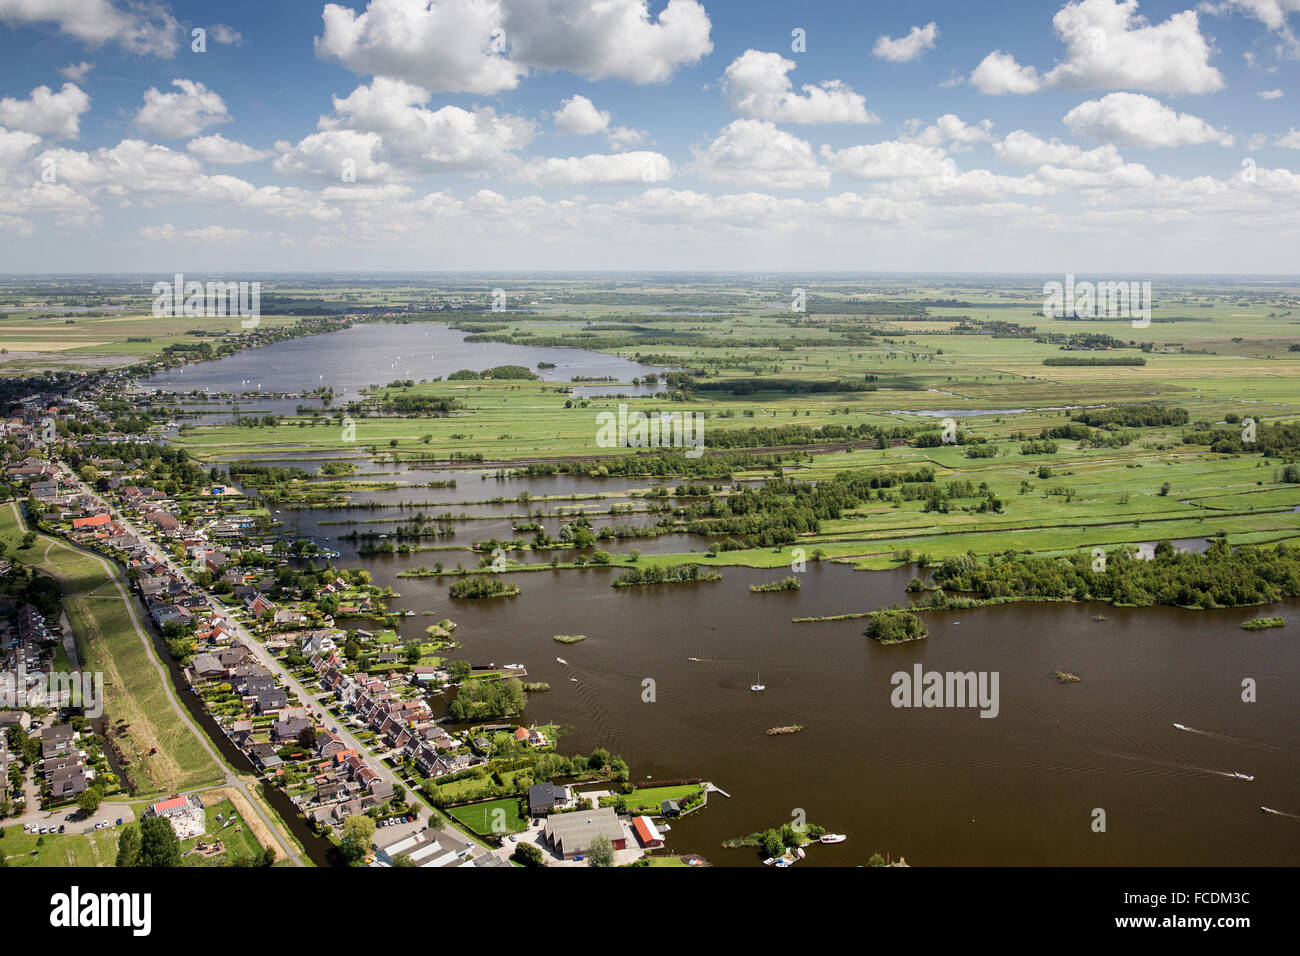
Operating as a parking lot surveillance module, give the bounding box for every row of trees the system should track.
[931,540,1300,609]
[612,564,721,587]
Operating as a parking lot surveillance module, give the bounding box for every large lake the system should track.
[140,323,670,401]
[147,325,1300,866]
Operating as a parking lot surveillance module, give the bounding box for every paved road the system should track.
[10,495,305,866]
[54,468,427,833]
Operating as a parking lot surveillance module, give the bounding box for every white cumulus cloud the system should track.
[0,0,180,56]
[902,114,993,151]
[692,119,828,189]
[821,141,955,180]
[873,22,938,62]
[187,134,269,165]
[512,150,671,186]
[970,0,1224,95]
[553,94,647,149]
[1063,92,1234,146]
[133,79,230,139]
[315,0,712,93]
[0,83,90,140]
[723,50,878,124]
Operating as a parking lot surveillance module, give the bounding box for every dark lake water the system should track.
[147,326,1300,866]
[372,556,1300,867]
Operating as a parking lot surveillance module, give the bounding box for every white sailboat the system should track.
[750,672,765,692]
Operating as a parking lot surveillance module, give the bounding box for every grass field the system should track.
[0,824,121,867]
[448,797,529,835]
[600,784,703,812]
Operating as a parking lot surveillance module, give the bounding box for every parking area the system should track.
[16,800,136,837]
[23,811,134,838]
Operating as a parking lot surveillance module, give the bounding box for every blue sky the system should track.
[0,0,1297,272]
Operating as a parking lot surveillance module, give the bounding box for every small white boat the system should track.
[762,857,776,866]
[555,657,567,664]
[819,833,847,844]
[1232,772,1254,781]
[568,677,577,682]
[1261,806,1279,814]
[687,656,701,662]
[750,674,765,692]
[774,858,792,867]
[1173,722,1186,730]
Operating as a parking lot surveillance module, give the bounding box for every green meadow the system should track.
[40,275,1296,573]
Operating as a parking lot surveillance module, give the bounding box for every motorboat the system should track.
[819,833,847,844]
[1232,771,1254,781]
[1173,723,1186,730]
[555,657,567,664]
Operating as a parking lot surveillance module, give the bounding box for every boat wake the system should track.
[1260,807,1300,820]
[1173,722,1298,757]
